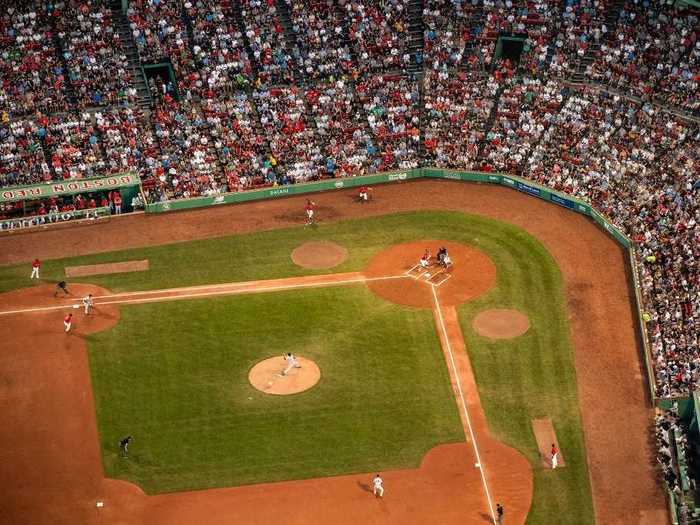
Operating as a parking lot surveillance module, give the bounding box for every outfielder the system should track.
[30,258,40,279]
[304,199,316,226]
[82,294,94,315]
[282,352,301,376]
[372,474,384,497]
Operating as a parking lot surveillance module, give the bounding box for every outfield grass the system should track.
[457,227,596,524]
[88,286,463,493]
[3,211,596,522]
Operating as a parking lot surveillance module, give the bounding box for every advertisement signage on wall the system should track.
[0,207,110,231]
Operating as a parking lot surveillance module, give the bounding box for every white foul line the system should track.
[0,275,410,316]
[431,285,496,524]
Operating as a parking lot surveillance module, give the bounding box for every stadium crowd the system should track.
[655,405,694,498]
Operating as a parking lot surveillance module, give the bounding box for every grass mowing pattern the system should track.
[88,286,463,494]
[4,211,596,522]
[458,227,595,524]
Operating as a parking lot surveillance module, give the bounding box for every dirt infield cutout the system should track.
[248,356,320,395]
[364,240,497,308]
[472,309,530,339]
[65,259,149,277]
[532,418,566,468]
[291,241,348,269]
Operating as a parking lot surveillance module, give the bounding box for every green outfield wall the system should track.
[144,170,423,212]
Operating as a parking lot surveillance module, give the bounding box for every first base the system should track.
[96,501,104,508]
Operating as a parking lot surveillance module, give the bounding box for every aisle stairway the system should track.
[110,5,152,109]
[406,0,424,74]
[571,0,625,83]
[274,0,305,84]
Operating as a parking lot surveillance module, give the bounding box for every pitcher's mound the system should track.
[291,241,348,269]
[473,309,530,339]
[248,356,321,395]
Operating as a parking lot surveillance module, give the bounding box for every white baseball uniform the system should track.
[82,295,93,315]
[282,354,301,375]
[372,475,384,497]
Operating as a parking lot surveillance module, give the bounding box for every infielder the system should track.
[82,294,94,315]
[372,474,384,497]
[64,313,73,332]
[551,443,558,469]
[282,352,301,376]
[30,258,40,279]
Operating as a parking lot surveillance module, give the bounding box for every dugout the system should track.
[0,172,142,232]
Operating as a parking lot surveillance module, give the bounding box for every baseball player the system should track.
[496,503,504,524]
[54,281,69,297]
[119,435,133,458]
[304,199,316,226]
[551,443,558,469]
[82,294,94,315]
[419,249,431,269]
[64,313,73,332]
[282,352,301,376]
[30,258,41,279]
[358,186,371,203]
[372,474,384,498]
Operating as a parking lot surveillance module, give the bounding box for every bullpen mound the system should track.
[248,356,321,395]
[473,309,530,339]
[291,241,348,269]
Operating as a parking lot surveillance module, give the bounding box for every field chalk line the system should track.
[0,274,410,316]
[431,285,496,524]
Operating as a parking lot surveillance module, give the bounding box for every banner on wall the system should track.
[0,173,140,204]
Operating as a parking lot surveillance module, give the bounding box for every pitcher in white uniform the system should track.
[282,352,301,376]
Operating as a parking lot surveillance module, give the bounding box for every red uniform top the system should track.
[305,201,315,212]
[32,259,40,268]
[64,314,72,323]
[551,445,558,456]
[359,186,368,193]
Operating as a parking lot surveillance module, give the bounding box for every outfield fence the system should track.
[145,168,657,407]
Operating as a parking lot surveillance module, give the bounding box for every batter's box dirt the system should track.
[365,240,496,308]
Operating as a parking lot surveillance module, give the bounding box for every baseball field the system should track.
[0,180,665,524]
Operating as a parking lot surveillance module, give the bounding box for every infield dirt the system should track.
[0,180,665,524]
